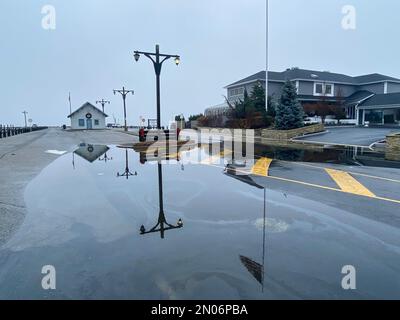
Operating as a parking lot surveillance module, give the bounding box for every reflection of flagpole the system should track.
[72,151,75,170]
[262,188,266,292]
[239,187,267,292]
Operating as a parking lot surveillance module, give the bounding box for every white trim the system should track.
[358,104,400,110]
[313,82,335,97]
[384,81,388,94]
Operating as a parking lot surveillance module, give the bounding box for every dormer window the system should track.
[314,82,334,96]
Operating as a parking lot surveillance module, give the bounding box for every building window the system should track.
[315,83,324,95]
[230,87,244,96]
[94,120,100,126]
[78,119,85,127]
[325,84,333,95]
[314,83,334,96]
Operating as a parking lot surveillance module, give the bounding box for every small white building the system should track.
[68,102,108,130]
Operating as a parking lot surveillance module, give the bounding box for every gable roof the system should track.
[359,92,400,107]
[226,69,400,88]
[345,91,375,105]
[353,73,400,84]
[68,102,108,118]
[226,71,267,88]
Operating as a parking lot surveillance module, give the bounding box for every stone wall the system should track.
[386,132,400,161]
[261,124,325,141]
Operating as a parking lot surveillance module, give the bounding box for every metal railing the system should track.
[0,125,47,139]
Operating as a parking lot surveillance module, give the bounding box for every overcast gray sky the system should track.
[1,0,400,126]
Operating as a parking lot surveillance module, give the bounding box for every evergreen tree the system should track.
[275,81,304,130]
[250,82,266,116]
[267,95,276,118]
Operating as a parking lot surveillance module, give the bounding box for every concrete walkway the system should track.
[0,128,136,246]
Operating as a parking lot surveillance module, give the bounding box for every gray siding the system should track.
[359,83,385,94]
[387,82,400,94]
[298,81,314,95]
[268,82,283,97]
[335,84,356,97]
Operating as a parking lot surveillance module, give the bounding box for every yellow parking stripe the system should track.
[251,158,273,177]
[325,169,376,198]
[200,150,231,165]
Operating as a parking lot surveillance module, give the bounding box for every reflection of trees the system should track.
[273,149,305,162]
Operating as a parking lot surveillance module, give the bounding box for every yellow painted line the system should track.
[283,161,400,184]
[203,163,400,204]
[251,158,273,177]
[200,150,232,165]
[325,168,376,198]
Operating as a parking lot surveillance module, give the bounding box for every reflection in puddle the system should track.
[0,141,399,299]
[117,148,137,179]
[74,144,110,163]
[139,163,184,239]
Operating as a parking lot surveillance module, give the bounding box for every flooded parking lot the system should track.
[0,142,399,299]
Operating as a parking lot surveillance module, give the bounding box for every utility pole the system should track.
[22,111,28,128]
[113,87,134,132]
[96,99,110,113]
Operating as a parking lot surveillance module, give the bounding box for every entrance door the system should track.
[86,119,93,130]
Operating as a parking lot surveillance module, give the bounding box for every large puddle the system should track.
[0,143,399,299]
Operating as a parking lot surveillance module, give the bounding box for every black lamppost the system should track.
[134,45,180,129]
[140,163,183,239]
[96,99,110,113]
[113,87,134,132]
[117,148,137,179]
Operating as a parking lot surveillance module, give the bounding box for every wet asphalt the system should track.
[0,131,399,299]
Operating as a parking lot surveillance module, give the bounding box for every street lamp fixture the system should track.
[134,52,140,62]
[133,44,181,129]
[113,87,134,132]
[96,99,110,113]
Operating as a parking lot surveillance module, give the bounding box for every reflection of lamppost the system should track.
[113,87,134,132]
[99,153,113,163]
[134,45,180,130]
[140,163,183,239]
[117,149,137,179]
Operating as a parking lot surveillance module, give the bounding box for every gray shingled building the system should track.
[206,68,400,126]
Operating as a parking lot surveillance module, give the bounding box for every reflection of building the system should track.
[68,102,108,130]
[207,68,400,126]
[74,144,109,163]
